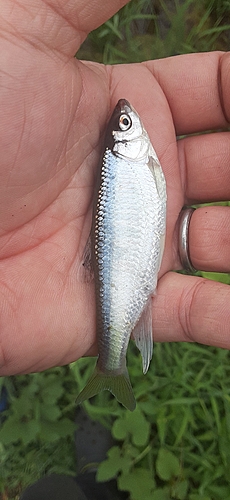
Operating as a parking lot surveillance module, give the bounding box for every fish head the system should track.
[105,99,150,161]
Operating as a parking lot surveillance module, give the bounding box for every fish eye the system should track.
[119,114,132,131]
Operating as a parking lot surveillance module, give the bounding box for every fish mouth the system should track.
[115,99,132,115]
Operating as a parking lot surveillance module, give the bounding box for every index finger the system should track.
[147,52,230,135]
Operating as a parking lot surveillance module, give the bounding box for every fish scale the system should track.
[99,156,156,335]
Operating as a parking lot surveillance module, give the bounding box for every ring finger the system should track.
[189,205,230,272]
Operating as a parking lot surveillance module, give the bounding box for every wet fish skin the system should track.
[76,99,167,411]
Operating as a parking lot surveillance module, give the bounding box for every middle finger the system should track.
[175,132,230,272]
[178,132,230,203]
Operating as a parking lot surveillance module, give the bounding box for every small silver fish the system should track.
[76,99,167,411]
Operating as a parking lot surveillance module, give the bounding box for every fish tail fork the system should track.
[75,365,136,411]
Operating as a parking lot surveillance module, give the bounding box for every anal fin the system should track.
[132,297,153,374]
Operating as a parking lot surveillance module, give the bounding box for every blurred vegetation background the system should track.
[1,1,230,499]
[77,0,230,63]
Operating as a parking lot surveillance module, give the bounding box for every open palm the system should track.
[1,0,230,376]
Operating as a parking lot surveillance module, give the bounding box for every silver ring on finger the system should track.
[178,207,197,273]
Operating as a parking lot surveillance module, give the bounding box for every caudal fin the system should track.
[76,366,136,411]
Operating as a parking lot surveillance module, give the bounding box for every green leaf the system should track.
[55,418,76,438]
[40,376,64,404]
[20,421,40,445]
[200,272,230,284]
[97,446,121,481]
[40,418,75,442]
[97,446,132,482]
[197,430,215,441]
[23,376,39,397]
[156,407,168,444]
[10,393,33,418]
[39,421,60,442]
[156,448,180,481]
[0,417,21,444]
[207,484,230,498]
[0,417,40,445]
[219,421,230,468]
[172,479,188,499]
[112,407,150,446]
[118,468,155,500]
[112,417,126,441]
[0,378,5,391]
[189,496,212,500]
[152,488,170,500]
[41,405,61,422]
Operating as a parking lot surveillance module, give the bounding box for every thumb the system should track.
[72,0,131,40]
[2,0,131,57]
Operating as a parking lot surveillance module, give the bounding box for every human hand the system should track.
[1,0,230,376]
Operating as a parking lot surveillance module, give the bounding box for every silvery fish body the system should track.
[76,99,167,411]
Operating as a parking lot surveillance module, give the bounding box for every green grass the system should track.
[1,344,230,499]
[1,0,230,498]
[77,0,230,63]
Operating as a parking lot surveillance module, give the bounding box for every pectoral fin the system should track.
[148,150,167,201]
[78,234,94,283]
[132,297,153,374]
